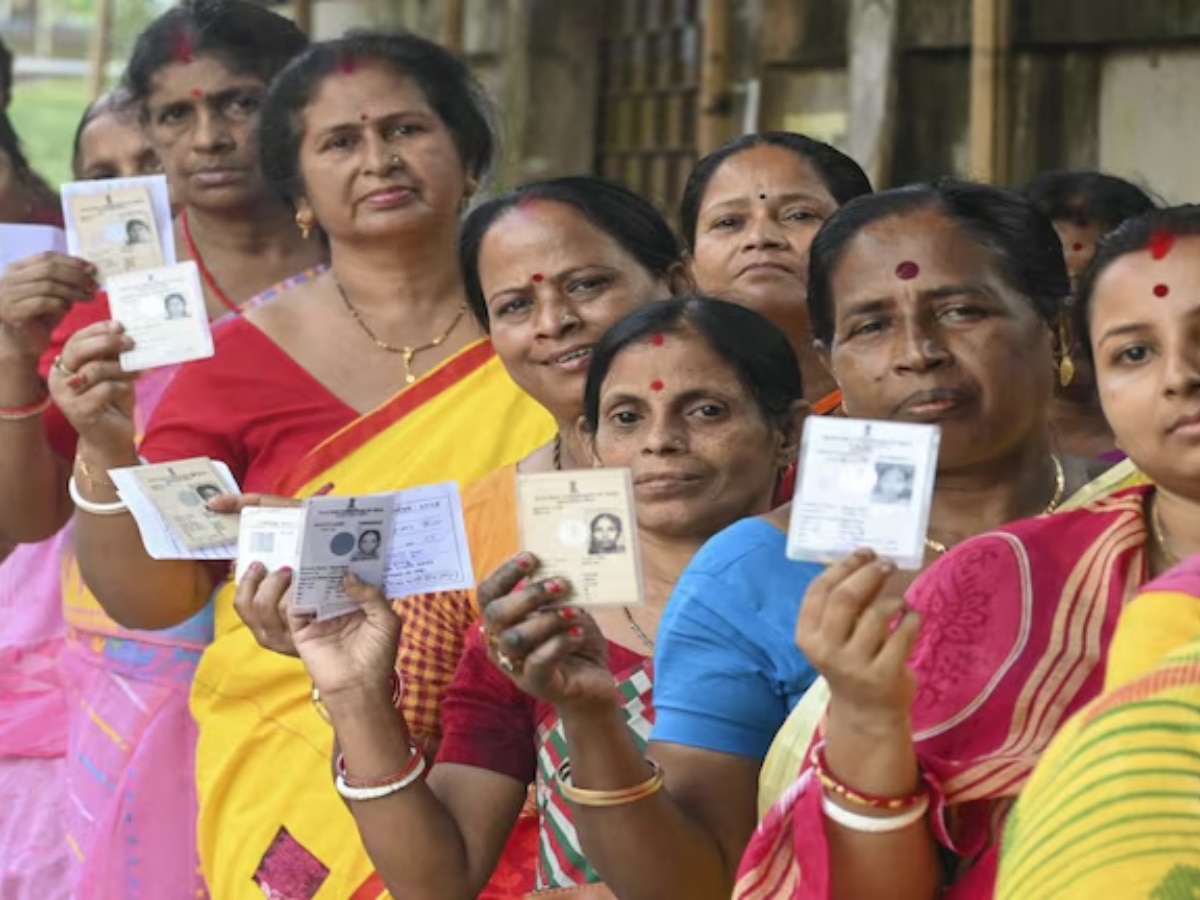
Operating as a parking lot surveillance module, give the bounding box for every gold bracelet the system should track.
[556,758,664,808]
[74,455,115,490]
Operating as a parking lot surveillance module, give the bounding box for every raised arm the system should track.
[0,252,97,541]
[474,556,760,900]
[48,322,211,629]
[238,567,529,899]
[794,551,938,900]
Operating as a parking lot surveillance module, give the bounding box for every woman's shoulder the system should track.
[684,517,800,578]
[931,484,1151,576]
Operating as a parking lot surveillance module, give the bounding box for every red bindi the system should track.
[1154,283,1170,298]
[338,55,359,75]
[190,89,203,99]
[1149,228,1175,261]
[531,273,544,283]
[1072,242,1084,252]
[650,333,665,346]
[895,261,920,280]
[650,380,664,392]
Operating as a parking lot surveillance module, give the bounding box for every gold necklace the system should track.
[1151,495,1182,567]
[336,281,466,384]
[924,455,1066,557]
[623,607,655,652]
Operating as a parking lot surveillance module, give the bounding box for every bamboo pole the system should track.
[968,0,1012,183]
[697,0,732,156]
[293,0,314,36]
[443,0,466,55]
[85,0,113,101]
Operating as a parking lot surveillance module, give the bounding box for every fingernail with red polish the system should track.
[279,566,293,576]
[313,482,335,497]
[560,607,577,620]
[67,374,85,390]
[569,626,583,638]
[248,561,265,575]
[516,554,534,571]
[545,579,565,596]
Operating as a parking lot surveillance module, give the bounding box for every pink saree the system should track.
[735,487,1152,899]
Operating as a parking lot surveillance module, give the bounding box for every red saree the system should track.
[735,486,1152,899]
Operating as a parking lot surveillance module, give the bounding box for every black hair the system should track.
[1021,170,1158,234]
[259,30,494,208]
[1073,205,1200,365]
[583,295,802,433]
[807,179,1068,345]
[678,132,873,250]
[124,0,307,109]
[70,89,139,178]
[0,112,55,205]
[459,175,684,330]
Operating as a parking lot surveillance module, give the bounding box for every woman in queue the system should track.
[681,131,872,415]
[736,203,1200,898]
[264,296,811,898]
[236,174,691,897]
[1023,169,1157,461]
[53,31,552,898]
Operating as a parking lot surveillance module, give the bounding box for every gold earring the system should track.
[1058,317,1076,387]
[295,213,312,240]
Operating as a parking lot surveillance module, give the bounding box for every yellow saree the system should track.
[190,340,554,899]
[997,554,1200,899]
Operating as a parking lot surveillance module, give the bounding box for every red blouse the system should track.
[139,316,357,492]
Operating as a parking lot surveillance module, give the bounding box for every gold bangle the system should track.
[74,455,115,490]
[556,758,664,808]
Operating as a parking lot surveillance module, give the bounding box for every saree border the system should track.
[276,339,495,497]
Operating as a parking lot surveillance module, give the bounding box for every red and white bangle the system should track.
[334,743,425,801]
[809,742,927,812]
[821,792,930,833]
[0,392,51,421]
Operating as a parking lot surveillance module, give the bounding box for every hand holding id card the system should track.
[516,468,644,607]
[61,175,175,282]
[107,262,213,371]
[786,417,940,571]
[109,457,241,559]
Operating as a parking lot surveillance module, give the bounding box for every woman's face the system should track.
[593,330,789,540]
[591,516,621,550]
[479,200,677,421]
[827,208,1055,470]
[76,111,161,181]
[295,62,467,243]
[1090,236,1200,498]
[689,144,839,346]
[359,531,381,555]
[143,55,269,211]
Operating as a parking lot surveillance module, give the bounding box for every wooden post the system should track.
[292,0,314,36]
[86,0,113,101]
[969,0,1012,183]
[443,0,466,55]
[847,0,899,188]
[697,0,732,156]
[498,0,532,189]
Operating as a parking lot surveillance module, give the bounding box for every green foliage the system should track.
[9,76,89,189]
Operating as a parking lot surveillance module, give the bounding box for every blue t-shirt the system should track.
[650,518,822,760]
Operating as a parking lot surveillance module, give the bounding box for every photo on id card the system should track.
[292,494,395,619]
[130,458,239,551]
[63,181,166,281]
[106,261,213,372]
[516,468,644,607]
[786,417,940,570]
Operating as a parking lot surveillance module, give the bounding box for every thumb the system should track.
[207,492,302,514]
[342,573,391,615]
